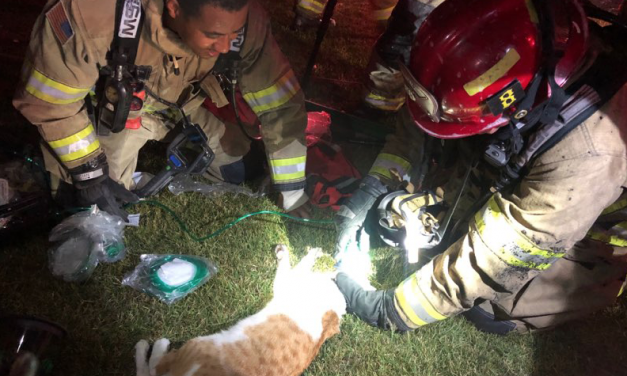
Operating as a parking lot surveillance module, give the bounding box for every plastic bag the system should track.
[168,174,263,198]
[0,156,50,233]
[122,254,217,304]
[305,111,332,147]
[48,206,127,282]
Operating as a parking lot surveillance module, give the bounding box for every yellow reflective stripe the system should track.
[474,196,562,270]
[30,69,88,95]
[364,93,405,111]
[395,287,428,326]
[25,68,90,104]
[58,139,100,162]
[409,275,446,321]
[297,0,326,14]
[48,124,95,148]
[370,166,394,180]
[525,0,539,24]
[394,274,446,327]
[588,232,627,247]
[370,153,412,179]
[463,49,521,97]
[372,5,395,21]
[269,156,306,167]
[273,171,306,182]
[366,93,405,104]
[244,70,300,113]
[587,222,627,247]
[601,197,627,215]
[270,156,306,182]
[379,153,411,172]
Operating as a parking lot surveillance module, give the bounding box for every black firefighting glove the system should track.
[335,272,411,331]
[335,175,387,257]
[69,154,139,221]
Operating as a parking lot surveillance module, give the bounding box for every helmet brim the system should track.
[408,100,508,139]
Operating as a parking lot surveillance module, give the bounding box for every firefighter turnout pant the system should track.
[42,106,251,194]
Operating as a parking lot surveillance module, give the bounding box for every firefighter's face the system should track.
[166,0,248,59]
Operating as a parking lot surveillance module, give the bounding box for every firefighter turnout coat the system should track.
[370,83,627,331]
[13,0,308,195]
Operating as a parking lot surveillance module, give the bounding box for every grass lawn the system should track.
[2,0,627,375]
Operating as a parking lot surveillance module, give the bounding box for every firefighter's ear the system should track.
[165,0,182,19]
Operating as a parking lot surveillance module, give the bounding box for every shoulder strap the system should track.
[111,0,145,66]
[496,25,627,190]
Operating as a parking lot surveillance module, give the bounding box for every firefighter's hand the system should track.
[76,177,139,221]
[334,176,387,257]
[70,155,139,221]
[335,272,399,330]
[335,273,411,331]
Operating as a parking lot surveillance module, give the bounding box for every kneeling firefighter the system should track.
[13,0,310,221]
[335,0,627,334]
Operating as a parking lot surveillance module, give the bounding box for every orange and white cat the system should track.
[135,245,347,376]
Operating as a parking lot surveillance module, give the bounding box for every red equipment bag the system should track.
[305,112,362,211]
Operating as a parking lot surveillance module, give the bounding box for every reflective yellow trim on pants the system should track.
[394,273,447,327]
[48,124,100,162]
[587,221,627,247]
[269,155,306,183]
[474,196,564,270]
[601,196,627,215]
[243,70,301,114]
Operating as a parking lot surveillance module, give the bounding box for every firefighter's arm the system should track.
[368,107,426,187]
[12,2,137,218]
[13,0,103,170]
[390,151,627,330]
[238,3,308,209]
[337,151,626,330]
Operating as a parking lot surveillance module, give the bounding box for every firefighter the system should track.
[360,0,442,115]
[13,0,310,220]
[335,0,627,334]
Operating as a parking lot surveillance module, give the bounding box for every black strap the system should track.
[531,0,568,127]
[111,0,145,66]
[498,24,627,190]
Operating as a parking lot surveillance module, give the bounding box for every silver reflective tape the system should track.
[248,74,299,108]
[27,75,86,100]
[53,131,98,157]
[271,162,306,175]
[399,279,439,325]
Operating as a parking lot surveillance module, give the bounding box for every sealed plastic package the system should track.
[122,254,218,304]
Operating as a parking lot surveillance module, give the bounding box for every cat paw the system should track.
[275,244,288,260]
[149,338,170,374]
[135,340,150,376]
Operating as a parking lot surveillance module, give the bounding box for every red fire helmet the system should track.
[402,0,589,139]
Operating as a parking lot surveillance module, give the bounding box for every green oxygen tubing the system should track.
[123,200,334,243]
